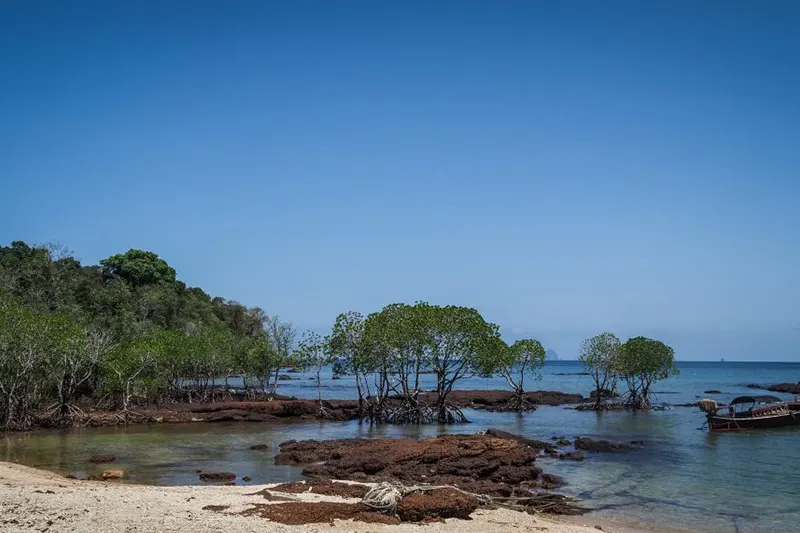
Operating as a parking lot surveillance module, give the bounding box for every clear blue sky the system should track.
[1,1,798,359]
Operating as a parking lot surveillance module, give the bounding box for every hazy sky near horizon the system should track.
[1,1,798,357]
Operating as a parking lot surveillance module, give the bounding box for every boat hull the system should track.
[708,411,800,431]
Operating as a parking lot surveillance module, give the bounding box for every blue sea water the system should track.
[280,360,800,407]
[2,360,799,533]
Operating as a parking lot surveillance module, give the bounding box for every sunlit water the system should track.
[2,361,799,533]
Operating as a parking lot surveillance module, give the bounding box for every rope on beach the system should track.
[361,481,492,515]
[361,482,405,514]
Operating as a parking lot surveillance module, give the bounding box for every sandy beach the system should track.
[0,461,653,533]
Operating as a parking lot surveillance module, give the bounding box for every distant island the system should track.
[546,349,560,361]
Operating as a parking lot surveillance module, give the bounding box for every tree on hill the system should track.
[0,240,283,429]
[100,249,177,287]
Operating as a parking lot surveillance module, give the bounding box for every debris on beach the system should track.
[201,504,230,512]
[270,480,369,498]
[238,501,400,525]
[396,488,479,522]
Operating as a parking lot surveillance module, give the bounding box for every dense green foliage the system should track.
[0,242,516,428]
[0,240,681,430]
[100,250,177,287]
[497,339,546,411]
[617,336,679,409]
[579,332,621,410]
[0,241,294,430]
[328,302,508,423]
[0,298,99,430]
[579,333,677,410]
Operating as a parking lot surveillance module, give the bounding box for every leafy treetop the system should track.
[616,336,678,409]
[100,249,177,287]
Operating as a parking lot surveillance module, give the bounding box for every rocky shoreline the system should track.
[746,382,800,394]
[24,377,787,433]
[31,389,587,430]
[261,431,643,521]
[274,434,570,502]
[0,460,667,533]
[21,384,731,431]
[417,390,585,410]
[0,430,650,530]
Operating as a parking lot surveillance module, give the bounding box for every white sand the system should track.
[0,461,654,533]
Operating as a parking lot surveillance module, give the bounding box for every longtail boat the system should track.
[698,395,800,431]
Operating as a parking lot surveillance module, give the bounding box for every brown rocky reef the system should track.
[746,383,800,394]
[203,433,593,525]
[415,390,583,411]
[483,428,558,454]
[275,433,581,512]
[199,472,236,482]
[220,433,585,525]
[88,455,116,464]
[180,399,360,422]
[574,437,635,453]
[767,383,800,394]
[74,396,359,428]
[589,389,617,399]
[64,389,588,429]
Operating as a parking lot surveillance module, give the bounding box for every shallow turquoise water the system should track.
[2,361,799,533]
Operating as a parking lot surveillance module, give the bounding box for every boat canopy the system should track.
[730,395,783,405]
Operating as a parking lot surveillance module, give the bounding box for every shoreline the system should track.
[21,389,704,432]
[560,515,704,533]
[25,390,587,431]
[0,461,696,533]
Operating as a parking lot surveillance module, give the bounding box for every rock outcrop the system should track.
[574,437,633,453]
[100,470,124,480]
[413,390,583,411]
[269,433,584,520]
[589,389,616,399]
[277,434,550,495]
[768,383,800,394]
[199,472,236,482]
[88,455,116,464]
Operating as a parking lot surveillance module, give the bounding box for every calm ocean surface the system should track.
[3,361,799,533]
